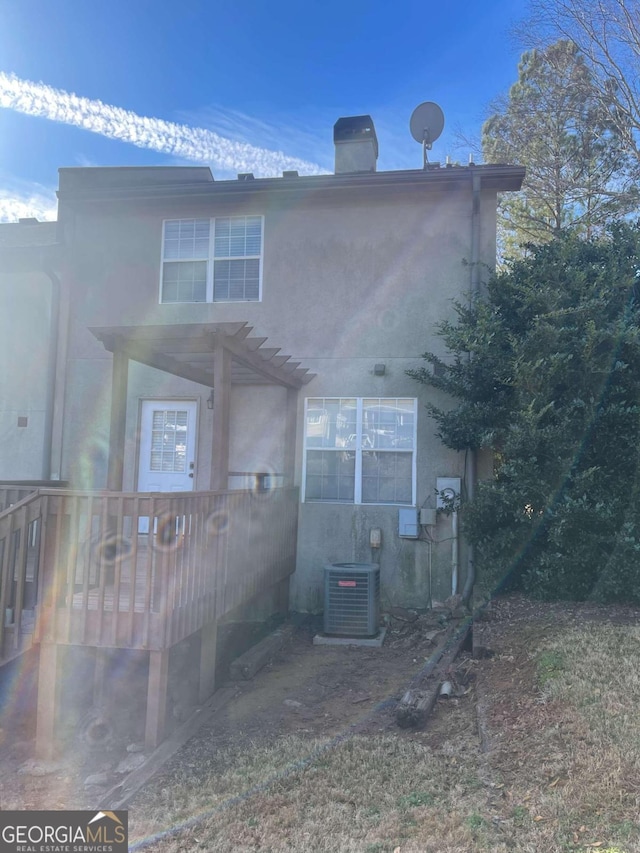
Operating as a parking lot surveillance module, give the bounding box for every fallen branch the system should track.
[395,620,471,729]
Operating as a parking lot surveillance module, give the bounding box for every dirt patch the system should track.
[140,611,459,759]
[0,609,456,812]
[3,595,640,852]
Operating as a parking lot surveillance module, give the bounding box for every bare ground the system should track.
[1,596,640,852]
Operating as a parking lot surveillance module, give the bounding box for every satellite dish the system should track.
[410,102,445,168]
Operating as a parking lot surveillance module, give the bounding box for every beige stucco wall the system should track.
[6,170,500,609]
[0,268,52,480]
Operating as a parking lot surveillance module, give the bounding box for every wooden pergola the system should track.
[90,322,316,493]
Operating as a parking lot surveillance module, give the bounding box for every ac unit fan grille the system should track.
[324,564,380,637]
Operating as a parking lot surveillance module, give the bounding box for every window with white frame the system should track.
[303,398,416,504]
[161,216,263,303]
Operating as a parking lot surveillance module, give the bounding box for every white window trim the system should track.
[302,397,417,506]
[159,215,264,304]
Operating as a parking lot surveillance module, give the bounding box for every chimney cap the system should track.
[333,115,378,158]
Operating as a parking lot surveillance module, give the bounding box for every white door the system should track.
[138,400,198,493]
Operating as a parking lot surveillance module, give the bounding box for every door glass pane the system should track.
[149,410,188,473]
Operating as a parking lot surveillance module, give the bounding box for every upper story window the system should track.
[161,215,263,303]
[303,397,417,505]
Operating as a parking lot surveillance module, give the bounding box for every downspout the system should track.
[42,264,60,480]
[461,170,481,606]
[48,209,71,483]
[451,505,459,596]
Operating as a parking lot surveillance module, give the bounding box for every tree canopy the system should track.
[482,40,637,254]
[520,0,640,166]
[409,225,640,602]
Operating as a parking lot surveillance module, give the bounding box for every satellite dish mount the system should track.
[409,102,445,169]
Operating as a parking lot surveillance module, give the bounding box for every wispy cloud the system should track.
[181,104,333,174]
[0,72,326,177]
[0,185,57,223]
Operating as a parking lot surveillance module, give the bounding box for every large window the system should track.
[303,398,416,504]
[161,216,263,303]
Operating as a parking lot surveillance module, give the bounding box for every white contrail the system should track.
[0,72,325,177]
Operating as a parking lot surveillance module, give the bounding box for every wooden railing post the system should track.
[35,642,60,759]
[199,619,217,703]
[145,649,169,749]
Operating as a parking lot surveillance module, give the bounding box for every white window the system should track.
[303,398,417,505]
[160,215,263,303]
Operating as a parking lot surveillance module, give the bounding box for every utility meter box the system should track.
[436,477,461,509]
[398,507,419,538]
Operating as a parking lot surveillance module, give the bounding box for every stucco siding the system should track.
[0,163,523,610]
[0,270,52,479]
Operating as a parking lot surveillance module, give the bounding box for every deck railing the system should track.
[0,491,43,662]
[0,487,298,660]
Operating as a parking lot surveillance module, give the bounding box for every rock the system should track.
[126,742,145,754]
[444,594,463,611]
[84,772,110,787]
[116,752,146,774]
[283,699,303,709]
[389,606,419,623]
[18,759,60,777]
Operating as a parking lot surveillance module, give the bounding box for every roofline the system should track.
[57,164,525,204]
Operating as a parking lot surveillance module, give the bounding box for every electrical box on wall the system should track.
[398,507,419,538]
[436,477,461,509]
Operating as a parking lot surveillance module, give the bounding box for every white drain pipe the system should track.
[451,507,459,596]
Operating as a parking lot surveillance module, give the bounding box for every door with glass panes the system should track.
[138,400,197,491]
[137,400,197,532]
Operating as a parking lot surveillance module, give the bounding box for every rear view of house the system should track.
[0,114,523,754]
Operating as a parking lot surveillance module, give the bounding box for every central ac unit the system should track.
[324,562,380,637]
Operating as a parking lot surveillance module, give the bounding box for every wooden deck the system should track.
[0,485,299,755]
[0,486,299,658]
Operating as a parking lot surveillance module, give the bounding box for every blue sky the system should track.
[0,0,529,222]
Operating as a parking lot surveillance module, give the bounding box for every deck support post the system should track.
[210,342,231,491]
[35,643,60,760]
[145,649,169,750]
[199,619,218,704]
[283,387,298,486]
[107,349,129,492]
[93,648,110,705]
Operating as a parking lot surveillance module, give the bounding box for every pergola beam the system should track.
[91,323,313,389]
[113,339,216,388]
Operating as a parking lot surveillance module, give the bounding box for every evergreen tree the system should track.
[409,225,640,602]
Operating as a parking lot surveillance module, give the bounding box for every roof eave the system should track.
[57,164,526,204]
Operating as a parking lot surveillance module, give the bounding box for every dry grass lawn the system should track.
[129,598,640,852]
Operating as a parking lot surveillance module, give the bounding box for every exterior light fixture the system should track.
[207,390,215,410]
[374,363,386,376]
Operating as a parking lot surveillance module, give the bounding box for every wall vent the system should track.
[324,562,380,637]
